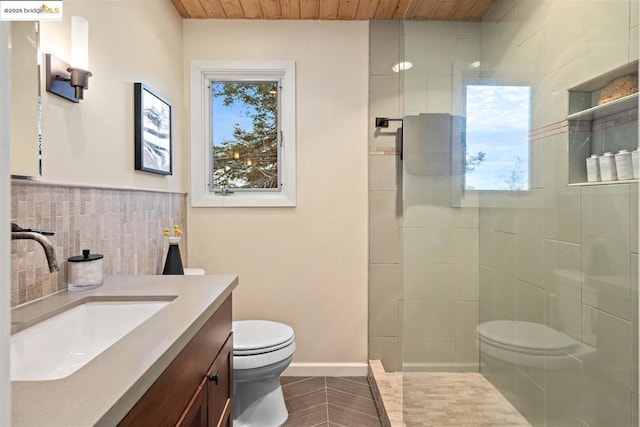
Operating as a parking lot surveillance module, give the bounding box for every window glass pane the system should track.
[465,85,531,191]
[211,81,279,189]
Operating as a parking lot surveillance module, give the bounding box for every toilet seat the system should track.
[477,321,579,356]
[233,320,296,370]
[476,320,593,369]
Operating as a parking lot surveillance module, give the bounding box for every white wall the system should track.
[184,20,369,365]
[1,21,11,426]
[38,0,184,192]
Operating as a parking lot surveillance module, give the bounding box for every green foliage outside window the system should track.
[212,81,279,189]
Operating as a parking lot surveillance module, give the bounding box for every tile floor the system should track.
[281,376,382,426]
[368,360,531,427]
[402,373,530,427]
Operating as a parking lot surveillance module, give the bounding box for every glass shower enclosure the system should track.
[400,0,639,425]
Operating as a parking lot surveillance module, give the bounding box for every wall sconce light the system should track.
[45,16,92,103]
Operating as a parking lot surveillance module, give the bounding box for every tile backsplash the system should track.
[10,181,187,307]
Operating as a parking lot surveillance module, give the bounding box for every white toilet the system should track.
[476,320,593,370]
[232,320,296,427]
[183,269,296,426]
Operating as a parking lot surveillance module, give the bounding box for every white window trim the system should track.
[190,60,296,207]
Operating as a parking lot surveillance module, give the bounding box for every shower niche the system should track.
[566,60,638,185]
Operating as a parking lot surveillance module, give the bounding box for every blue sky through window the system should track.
[212,82,255,147]
[465,85,531,191]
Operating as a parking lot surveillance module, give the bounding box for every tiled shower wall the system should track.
[10,181,187,307]
[368,20,483,372]
[477,0,639,425]
[368,20,403,371]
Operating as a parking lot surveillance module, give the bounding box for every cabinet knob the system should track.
[207,372,220,385]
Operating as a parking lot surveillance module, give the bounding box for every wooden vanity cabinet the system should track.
[119,296,233,427]
[177,334,233,427]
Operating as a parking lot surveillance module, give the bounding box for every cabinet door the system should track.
[207,333,233,427]
[176,378,207,427]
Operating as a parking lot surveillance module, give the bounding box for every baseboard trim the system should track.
[282,362,369,377]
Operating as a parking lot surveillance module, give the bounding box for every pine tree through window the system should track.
[190,60,295,207]
[211,81,280,191]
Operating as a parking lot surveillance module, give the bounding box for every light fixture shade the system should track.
[71,16,89,70]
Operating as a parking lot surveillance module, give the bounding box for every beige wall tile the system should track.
[582,184,631,320]
[402,225,456,265]
[455,301,479,368]
[543,239,582,340]
[493,6,519,78]
[425,75,453,113]
[631,183,638,254]
[516,280,545,324]
[456,206,479,229]
[517,0,545,46]
[630,26,639,62]
[10,182,186,307]
[516,189,544,287]
[631,253,638,396]
[514,372,545,426]
[369,155,399,191]
[425,337,456,368]
[494,231,517,319]
[479,206,495,268]
[578,0,630,79]
[455,38,480,67]
[369,191,399,264]
[369,264,399,337]
[543,134,582,244]
[370,336,400,372]
[402,300,428,364]
[370,20,401,76]
[456,21,481,39]
[544,353,583,427]
[582,304,633,427]
[404,21,427,39]
[424,289,457,338]
[479,266,495,323]
[544,0,584,75]
[456,228,480,301]
[426,22,457,75]
[493,191,517,234]
[480,10,497,71]
[370,74,401,120]
[404,262,455,302]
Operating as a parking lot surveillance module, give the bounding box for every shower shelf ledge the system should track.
[567,93,638,121]
[568,179,638,187]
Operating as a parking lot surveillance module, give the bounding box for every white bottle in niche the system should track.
[615,150,633,180]
[599,152,618,181]
[586,155,601,182]
[632,148,640,179]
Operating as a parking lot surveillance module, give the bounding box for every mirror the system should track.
[10,21,41,178]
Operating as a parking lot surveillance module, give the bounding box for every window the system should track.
[464,85,531,191]
[190,61,296,207]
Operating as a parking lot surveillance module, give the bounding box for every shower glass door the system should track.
[401,1,639,425]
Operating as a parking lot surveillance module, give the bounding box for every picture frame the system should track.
[134,83,172,175]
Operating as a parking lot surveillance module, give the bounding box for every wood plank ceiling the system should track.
[171,0,494,20]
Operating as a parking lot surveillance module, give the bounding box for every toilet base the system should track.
[233,376,289,427]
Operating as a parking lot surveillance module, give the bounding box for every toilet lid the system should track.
[233,320,295,355]
[477,320,578,353]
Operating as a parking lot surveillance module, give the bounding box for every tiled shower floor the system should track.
[369,360,531,427]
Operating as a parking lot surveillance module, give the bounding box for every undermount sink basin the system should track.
[11,300,171,381]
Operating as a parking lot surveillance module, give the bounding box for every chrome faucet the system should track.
[11,223,60,273]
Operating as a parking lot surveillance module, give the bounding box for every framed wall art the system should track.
[134,83,172,175]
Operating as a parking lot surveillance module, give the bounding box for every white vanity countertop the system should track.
[11,274,238,426]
